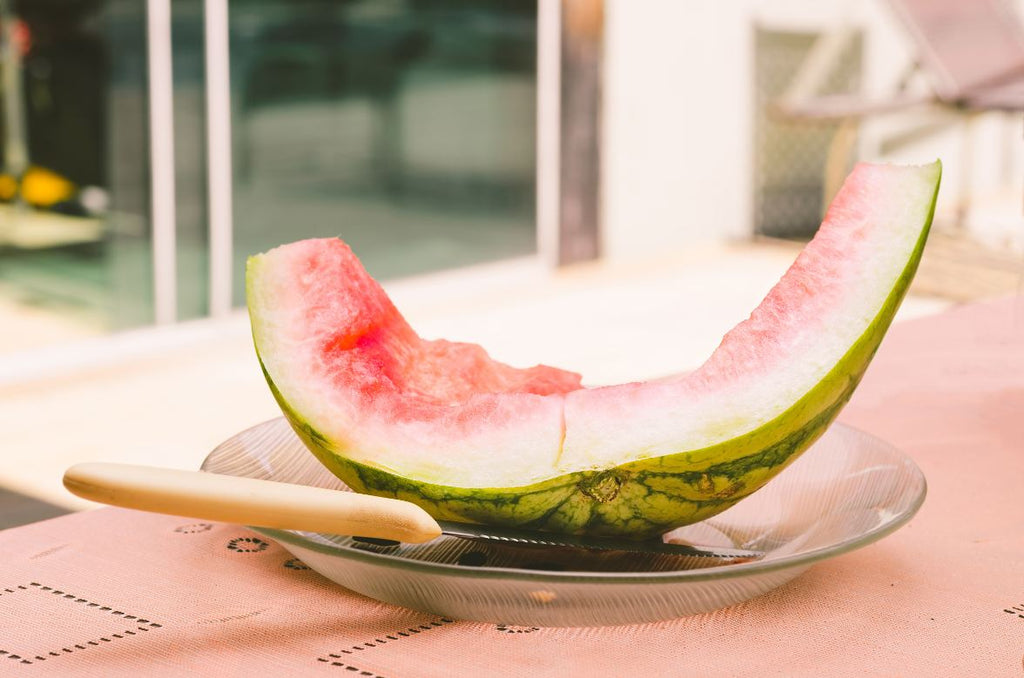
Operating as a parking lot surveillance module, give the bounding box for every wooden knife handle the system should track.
[63,462,442,543]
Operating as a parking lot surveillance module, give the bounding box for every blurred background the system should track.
[1,0,1022,525]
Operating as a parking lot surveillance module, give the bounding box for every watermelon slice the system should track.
[247,161,941,538]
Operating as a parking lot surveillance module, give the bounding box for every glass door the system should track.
[224,0,540,305]
[0,0,542,359]
[0,0,155,350]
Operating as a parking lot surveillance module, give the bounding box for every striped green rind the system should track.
[254,164,939,538]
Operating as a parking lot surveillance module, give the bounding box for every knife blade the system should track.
[435,520,762,561]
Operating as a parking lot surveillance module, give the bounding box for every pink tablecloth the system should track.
[2,298,1023,677]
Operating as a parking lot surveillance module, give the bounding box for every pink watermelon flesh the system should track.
[249,239,585,486]
[248,161,940,500]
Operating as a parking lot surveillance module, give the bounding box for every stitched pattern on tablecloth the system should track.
[174,523,213,534]
[226,536,270,553]
[495,624,540,634]
[29,543,70,560]
[0,583,162,666]
[316,617,454,670]
[315,657,386,676]
[1003,602,1024,619]
[284,558,311,570]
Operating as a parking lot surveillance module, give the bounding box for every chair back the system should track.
[888,0,1024,99]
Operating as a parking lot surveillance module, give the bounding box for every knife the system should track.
[63,463,762,563]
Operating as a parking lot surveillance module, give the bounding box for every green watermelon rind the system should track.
[250,164,939,539]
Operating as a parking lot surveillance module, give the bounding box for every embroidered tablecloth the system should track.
[2,297,1023,677]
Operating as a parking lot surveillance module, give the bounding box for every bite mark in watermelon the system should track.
[247,161,941,538]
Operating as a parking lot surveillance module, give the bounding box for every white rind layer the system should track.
[558,162,941,472]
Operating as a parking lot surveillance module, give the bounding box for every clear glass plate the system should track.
[201,418,926,627]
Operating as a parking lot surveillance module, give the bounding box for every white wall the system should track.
[601,1,755,261]
[600,0,1024,261]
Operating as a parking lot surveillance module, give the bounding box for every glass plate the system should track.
[201,418,926,627]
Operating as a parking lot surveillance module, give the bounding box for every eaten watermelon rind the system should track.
[248,161,939,538]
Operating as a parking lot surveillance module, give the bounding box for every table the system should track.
[2,297,1022,677]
